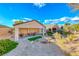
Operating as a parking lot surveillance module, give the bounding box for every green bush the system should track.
[28,36,42,41]
[0,39,18,55]
[47,31,53,36]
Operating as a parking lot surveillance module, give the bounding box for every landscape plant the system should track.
[28,36,42,41]
[0,39,18,55]
[53,32,79,56]
[46,28,53,36]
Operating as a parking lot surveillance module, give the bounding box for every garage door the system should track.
[19,28,28,35]
[19,28,40,35]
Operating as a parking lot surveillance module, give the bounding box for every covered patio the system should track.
[14,20,46,40]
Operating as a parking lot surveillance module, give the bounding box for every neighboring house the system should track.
[45,24,54,29]
[14,20,46,40]
[0,24,12,39]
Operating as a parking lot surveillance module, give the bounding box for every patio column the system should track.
[15,28,19,41]
[43,28,45,36]
[39,28,42,34]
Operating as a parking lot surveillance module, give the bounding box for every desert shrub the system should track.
[47,31,53,36]
[53,32,78,43]
[57,28,71,37]
[53,32,62,40]
[53,32,69,44]
[63,31,71,35]
[46,28,53,36]
[66,34,78,42]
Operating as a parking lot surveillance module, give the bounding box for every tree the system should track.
[68,3,79,12]
[46,28,53,36]
[14,20,24,24]
[48,28,52,32]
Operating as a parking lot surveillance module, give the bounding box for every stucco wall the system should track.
[0,27,12,39]
[19,28,40,35]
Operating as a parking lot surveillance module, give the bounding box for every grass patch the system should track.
[0,39,18,56]
[28,36,42,41]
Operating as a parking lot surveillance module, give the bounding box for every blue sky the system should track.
[0,3,79,27]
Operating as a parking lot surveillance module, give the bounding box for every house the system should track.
[0,24,12,39]
[14,20,46,40]
[45,24,54,29]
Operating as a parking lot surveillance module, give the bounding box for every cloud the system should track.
[23,18,32,21]
[44,19,59,24]
[60,17,72,23]
[60,17,70,21]
[33,3,46,8]
[12,19,20,22]
[12,18,33,22]
[71,16,79,21]
[12,16,79,25]
[43,16,79,24]
[44,17,71,24]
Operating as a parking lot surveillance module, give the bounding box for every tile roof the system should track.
[13,20,46,28]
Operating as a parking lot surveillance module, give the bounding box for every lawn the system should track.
[0,39,18,56]
[28,36,42,41]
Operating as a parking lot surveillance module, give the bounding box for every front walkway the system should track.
[4,36,65,56]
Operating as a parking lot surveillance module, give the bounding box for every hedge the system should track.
[28,36,42,41]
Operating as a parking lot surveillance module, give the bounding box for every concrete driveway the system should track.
[4,37,65,56]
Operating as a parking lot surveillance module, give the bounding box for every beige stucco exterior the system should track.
[0,27,11,39]
[14,20,46,40]
[19,28,40,35]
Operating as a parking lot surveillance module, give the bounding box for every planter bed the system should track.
[0,39,18,56]
[28,36,42,41]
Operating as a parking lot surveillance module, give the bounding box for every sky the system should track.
[0,3,79,27]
